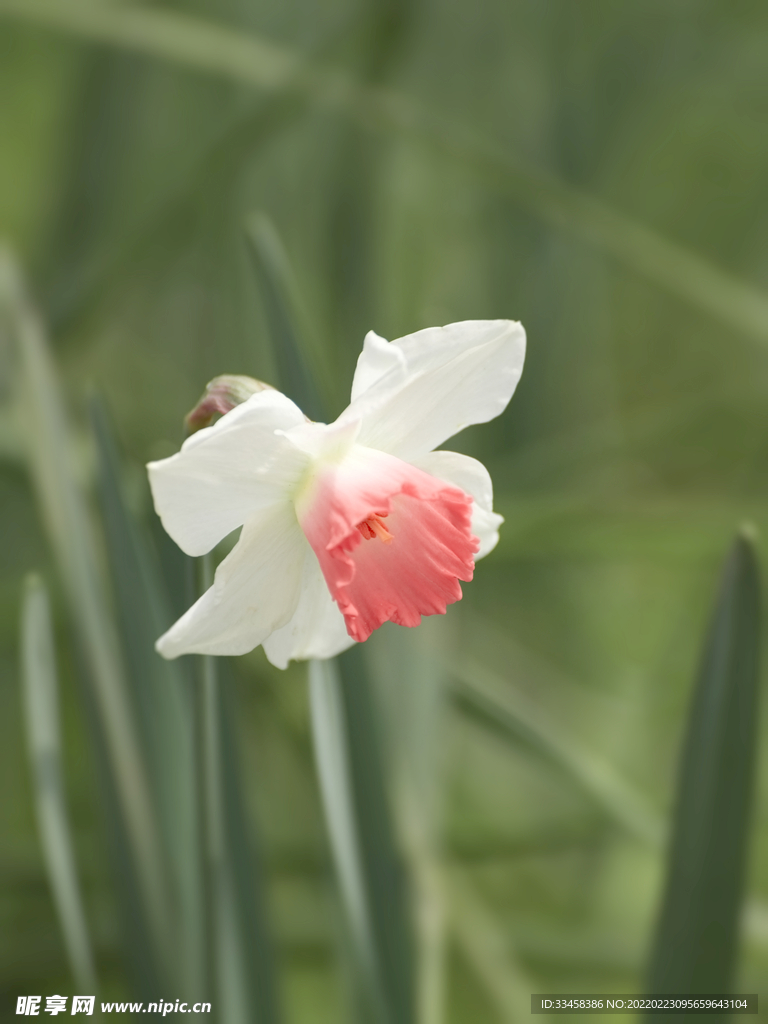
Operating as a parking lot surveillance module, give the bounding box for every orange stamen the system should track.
[357,512,393,544]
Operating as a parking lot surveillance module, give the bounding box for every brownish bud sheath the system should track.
[183,375,274,436]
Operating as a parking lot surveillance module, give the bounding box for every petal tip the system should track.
[155,633,178,660]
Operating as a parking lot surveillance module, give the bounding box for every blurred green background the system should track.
[2,0,768,1021]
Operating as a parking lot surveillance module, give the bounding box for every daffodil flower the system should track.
[148,320,525,668]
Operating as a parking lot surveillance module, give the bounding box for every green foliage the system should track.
[20,575,97,995]
[253,206,412,1023]
[246,213,332,421]
[93,397,280,1020]
[201,645,281,1024]
[2,2,768,1021]
[309,657,414,1024]
[1,250,173,986]
[648,532,761,1010]
[90,394,206,999]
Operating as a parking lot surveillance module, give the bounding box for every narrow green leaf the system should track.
[200,557,281,1024]
[308,658,382,1016]
[3,0,768,346]
[249,219,413,1023]
[20,574,98,994]
[310,653,415,1024]
[245,212,335,421]
[0,248,172,976]
[89,395,206,1000]
[76,677,164,999]
[647,530,761,1002]
[0,0,300,90]
[366,621,449,1024]
[449,660,664,849]
[336,646,415,1024]
[219,665,281,1024]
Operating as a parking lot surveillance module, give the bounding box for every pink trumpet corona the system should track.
[298,446,478,643]
[147,320,525,668]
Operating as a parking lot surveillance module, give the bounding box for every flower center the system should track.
[356,512,393,543]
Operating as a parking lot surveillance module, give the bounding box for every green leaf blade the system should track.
[647,531,761,1000]
[217,667,282,1024]
[250,217,414,1023]
[1,247,173,978]
[89,394,207,1000]
[336,645,415,1024]
[198,553,281,1024]
[245,212,334,421]
[309,653,415,1024]
[20,574,99,995]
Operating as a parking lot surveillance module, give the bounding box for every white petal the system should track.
[344,320,525,462]
[262,550,355,669]
[284,414,361,461]
[412,449,504,559]
[156,502,306,657]
[350,329,407,402]
[148,389,309,556]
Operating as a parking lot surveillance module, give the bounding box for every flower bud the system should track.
[184,375,274,436]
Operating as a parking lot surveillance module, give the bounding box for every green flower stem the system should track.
[200,554,248,1024]
[198,554,280,1024]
